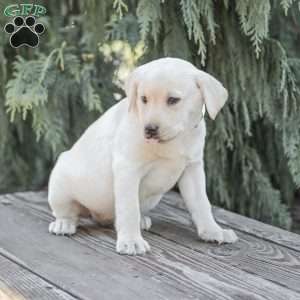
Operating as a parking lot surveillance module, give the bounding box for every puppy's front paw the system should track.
[49,218,77,236]
[199,227,238,244]
[116,236,150,255]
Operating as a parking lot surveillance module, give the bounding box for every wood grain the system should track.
[2,192,299,300]
[148,201,300,293]
[0,252,76,300]
[0,195,187,300]
[10,190,300,252]
[163,191,300,252]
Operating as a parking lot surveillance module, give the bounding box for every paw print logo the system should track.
[4,16,45,48]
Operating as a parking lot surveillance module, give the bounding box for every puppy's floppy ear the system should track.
[125,69,139,112]
[195,70,228,120]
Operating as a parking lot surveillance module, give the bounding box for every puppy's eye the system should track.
[167,97,181,105]
[141,96,148,104]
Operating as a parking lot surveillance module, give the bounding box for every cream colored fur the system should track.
[48,58,238,255]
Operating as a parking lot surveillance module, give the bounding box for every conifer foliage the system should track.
[0,1,120,192]
[1,0,300,229]
[133,0,300,229]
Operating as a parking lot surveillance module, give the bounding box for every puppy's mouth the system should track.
[145,136,160,144]
[145,133,179,144]
[158,134,179,144]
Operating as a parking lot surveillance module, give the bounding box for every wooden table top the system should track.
[0,191,300,300]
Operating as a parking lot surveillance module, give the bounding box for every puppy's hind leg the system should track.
[140,216,152,231]
[48,183,80,236]
[139,195,161,231]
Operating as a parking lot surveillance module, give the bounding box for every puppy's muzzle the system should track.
[144,124,159,139]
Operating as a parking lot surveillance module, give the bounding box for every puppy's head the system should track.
[125,58,228,143]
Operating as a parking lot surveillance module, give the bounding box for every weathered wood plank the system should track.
[163,191,300,252]
[0,196,189,300]
[0,252,76,300]
[3,192,300,300]
[148,201,300,293]
[10,190,300,252]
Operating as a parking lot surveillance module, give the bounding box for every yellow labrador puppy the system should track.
[48,57,238,255]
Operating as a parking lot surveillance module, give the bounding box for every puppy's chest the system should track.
[140,158,186,197]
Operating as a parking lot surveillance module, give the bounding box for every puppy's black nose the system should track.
[144,124,159,138]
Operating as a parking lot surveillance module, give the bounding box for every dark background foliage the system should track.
[1,0,300,231]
